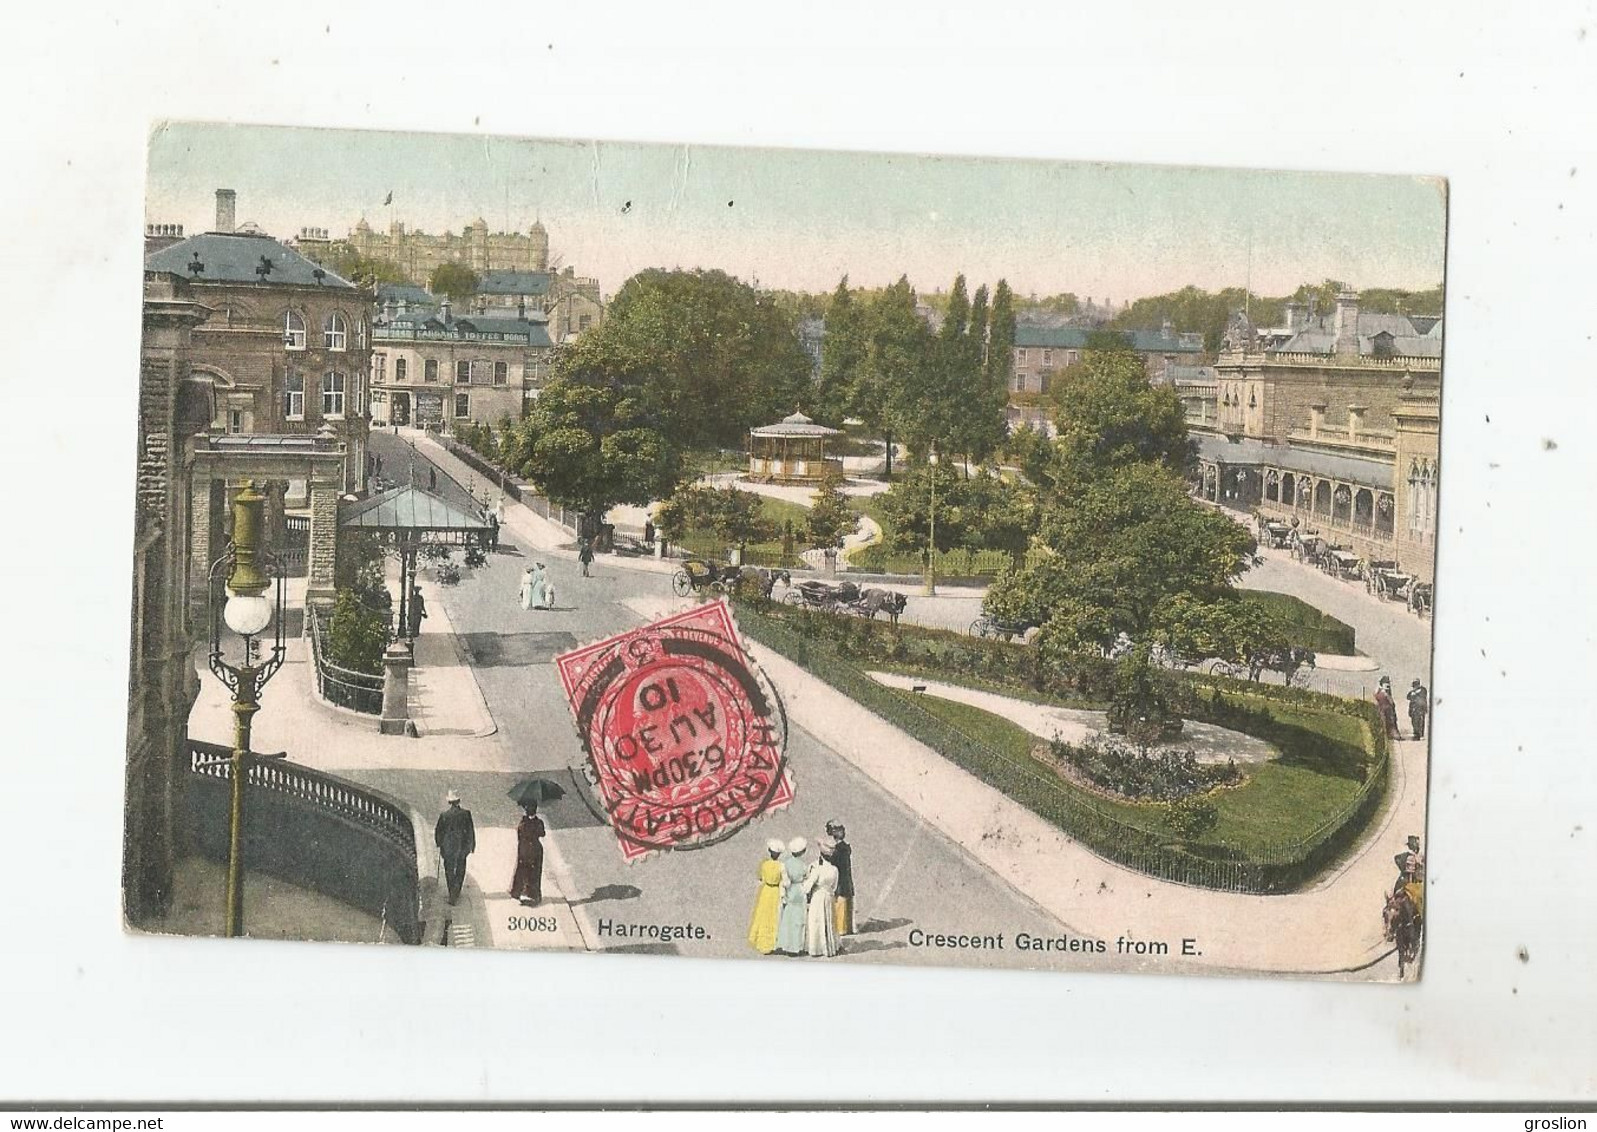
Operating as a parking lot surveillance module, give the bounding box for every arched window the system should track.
[322,371,346,417]
[284,310,306,351]
[323,312,347,351]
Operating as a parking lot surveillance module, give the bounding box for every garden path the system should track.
[865,672,1279,765]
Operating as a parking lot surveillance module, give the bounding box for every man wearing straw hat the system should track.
[434,790,476,906]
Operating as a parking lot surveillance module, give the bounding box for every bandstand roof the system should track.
[750,411,840,439]
[340,486,491,535]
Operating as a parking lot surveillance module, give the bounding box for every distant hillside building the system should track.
[350,216,551,278]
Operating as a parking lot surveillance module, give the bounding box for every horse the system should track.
[857,587,908,625]
[1383,886,1423,977]
[735,566,791,599]
[1247,645,1317,685]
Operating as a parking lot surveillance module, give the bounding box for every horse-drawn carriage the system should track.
[969,614,1037,642]
[1293,533,1331,570]
[1258,519,1292,550]
[671,560,792,599]
[784,579,908,624]
[1407,581,1433,618]
[1365,561,1411,600]
[1246,645,1317,686]
[1325,547,1363,581]
[1148,642,1245,679]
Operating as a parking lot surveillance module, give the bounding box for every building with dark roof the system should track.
[1005,321,1205,432]
[370,299,554,432]
[143,190,372,504]
[1187,290,1442,583]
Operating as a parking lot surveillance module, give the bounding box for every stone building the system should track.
[1005,322,1206,431]
[124,274,212,926]
[144,191,372,500]
[1185,291,1443,583]
[369,297,554,431]
[349,216,551,279]
[471,267,604,343]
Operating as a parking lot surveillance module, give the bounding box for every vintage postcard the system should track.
[126,123,1443,980]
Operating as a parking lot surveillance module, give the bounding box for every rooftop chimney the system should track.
[1333,290,1360,357]
[215,189,237,234]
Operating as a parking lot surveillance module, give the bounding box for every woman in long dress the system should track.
[518,567,537,611]
[509,802,546,905]
[531,562,550,609]
[775,837,810,956]
[746,839,785,954]
[803,848,841,958]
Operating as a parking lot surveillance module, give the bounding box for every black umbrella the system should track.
[508,777,566,807]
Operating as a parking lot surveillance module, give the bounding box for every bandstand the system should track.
[747,410,843,484]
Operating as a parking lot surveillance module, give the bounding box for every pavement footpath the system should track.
[184,567,592,954]
[418,432,1428,977]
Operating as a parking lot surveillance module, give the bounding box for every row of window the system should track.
[371,354,522,386]
[1014,348,1080,367]
[284,311,365,352]
[370,391,480,419]
[284,371,351,419]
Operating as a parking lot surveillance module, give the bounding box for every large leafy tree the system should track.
[589,268,813,449]
[815,276,868,427]
[805,472,857,550]
[319,245,406,289]
[516,336,683,520]
[858,276,933,478]
[973,280,1016,462]
[656,484,774,552]
[1043,343,1195,488]
[875,464,1037,556]
[983,463,1255,655]
[428,263,480,302]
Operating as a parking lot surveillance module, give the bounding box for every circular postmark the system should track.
[566,606,790,857]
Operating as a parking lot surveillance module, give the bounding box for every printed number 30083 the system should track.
[508,915,558,932]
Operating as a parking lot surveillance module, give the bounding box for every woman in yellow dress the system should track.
[747,839,785,953]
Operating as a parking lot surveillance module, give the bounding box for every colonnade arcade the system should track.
[1196,458,1395,545]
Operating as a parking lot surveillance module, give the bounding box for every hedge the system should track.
[735,599,1389,894]
[1241,590,1358,655]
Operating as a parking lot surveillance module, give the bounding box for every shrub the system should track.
[1166,795,1220,841]
[1050,736,1240,802]
[325,588,389,675]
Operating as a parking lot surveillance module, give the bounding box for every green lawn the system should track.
[902,675,1374,860]
[677,494,815,568]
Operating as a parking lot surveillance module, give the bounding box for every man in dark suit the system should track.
[821,820,855,936]
[434,790,476,905]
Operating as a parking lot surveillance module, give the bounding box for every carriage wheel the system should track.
[1290,666,1315,688]
[671,569,692,597]
[969,618,991,639]
[782,590,803,606]
[1209,659,1240,680]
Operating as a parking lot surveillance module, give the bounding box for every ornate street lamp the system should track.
[206,479,288,937]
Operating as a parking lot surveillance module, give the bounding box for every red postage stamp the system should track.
[555,599,793,860]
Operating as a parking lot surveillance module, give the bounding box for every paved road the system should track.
[366,430,1073,969]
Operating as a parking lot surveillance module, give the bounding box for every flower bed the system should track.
[735,598,1389,894]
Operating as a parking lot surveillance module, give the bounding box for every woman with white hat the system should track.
[802,842,841,958]
[775,837,810,956]
[746,839,785,954]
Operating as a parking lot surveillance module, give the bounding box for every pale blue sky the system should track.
[147,122,1447,302]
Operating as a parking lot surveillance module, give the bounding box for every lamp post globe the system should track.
[223,591,273,637]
